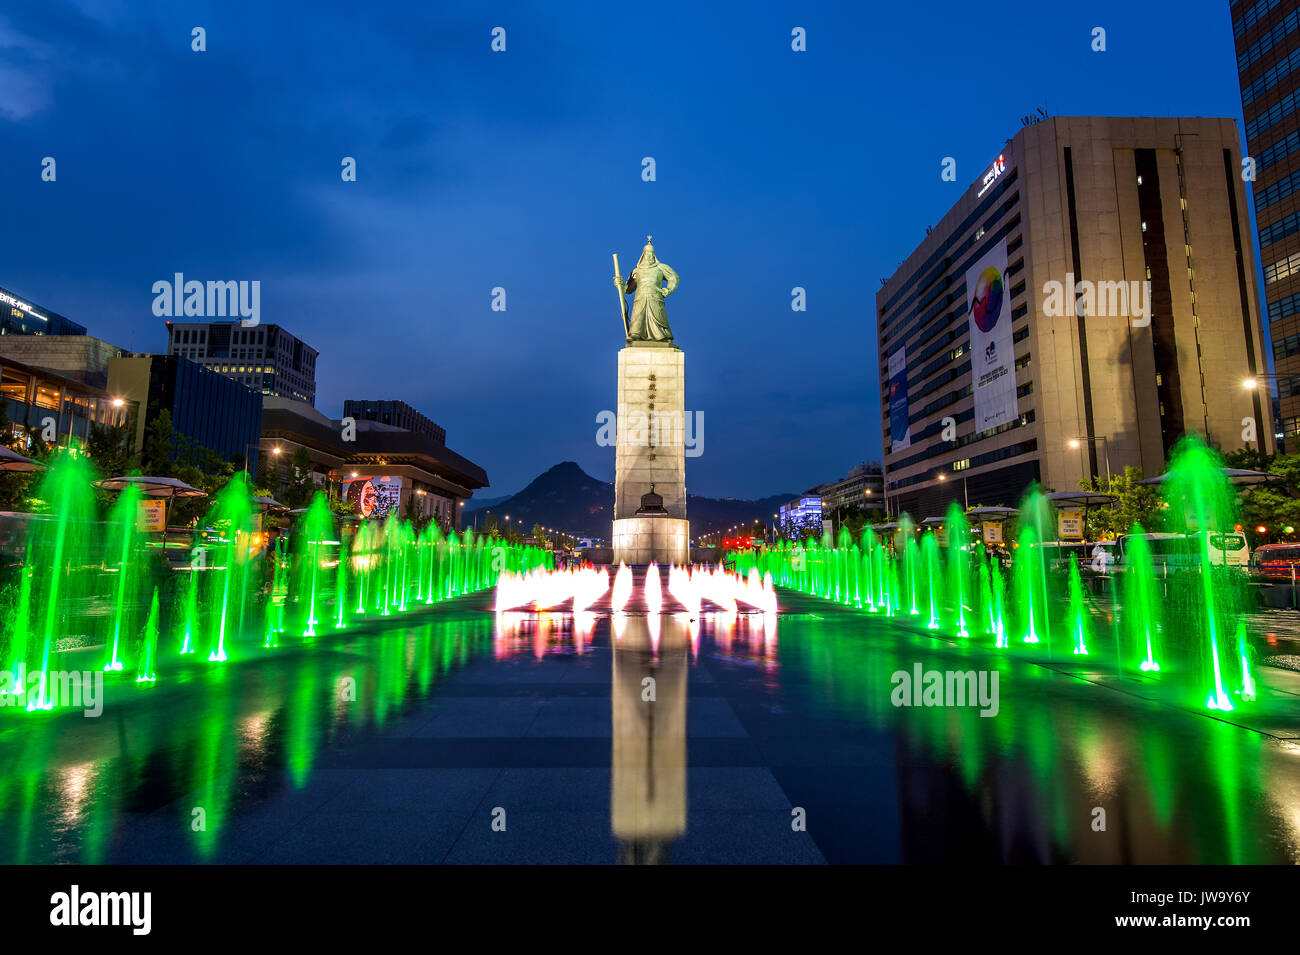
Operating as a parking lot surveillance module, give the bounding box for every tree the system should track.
[1224,450,1300,543]
[1079,466,1161,540]
[140,409,177,476]
[403,494,433,535]
[280,447,315,509]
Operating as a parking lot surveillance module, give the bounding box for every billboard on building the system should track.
[888,346,910,452]
[965,239,1018,432]
[342,475,403,520]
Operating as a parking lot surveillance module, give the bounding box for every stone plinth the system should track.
[611,516,690,566]
[612,342,690,565]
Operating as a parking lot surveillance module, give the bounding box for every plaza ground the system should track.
[1,573,1298,864]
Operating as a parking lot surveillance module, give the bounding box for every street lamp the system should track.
[1068,436,1111,485]
[244,442,281,475]
[936,471,968,509]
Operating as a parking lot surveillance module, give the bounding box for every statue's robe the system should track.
[625,261,679,341]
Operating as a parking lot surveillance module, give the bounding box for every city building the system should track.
[165,321,318,405]
[108,354,263,473]
[0,334,127,390]
[1233,0,1300,443]
[877,116,1272,518]
[335,419,488,528]
[258,399,489,528]
[0,354,129,449]
[342,399,447,444]
[814,462,885,513]
[779,495,823,535]
[0,285,87,336]
[258,396,351,492]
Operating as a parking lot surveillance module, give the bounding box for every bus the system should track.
[1249,542,1300,578]
[1117,531,1250,571]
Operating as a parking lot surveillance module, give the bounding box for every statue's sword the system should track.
[612,253,630,339]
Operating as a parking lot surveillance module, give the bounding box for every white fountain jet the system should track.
[611,562,633,612]
[645,561,663,615]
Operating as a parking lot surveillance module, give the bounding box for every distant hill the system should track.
[463,461,793,541]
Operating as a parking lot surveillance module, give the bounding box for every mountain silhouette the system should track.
[463,461,793,541]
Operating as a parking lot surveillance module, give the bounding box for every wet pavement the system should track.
[2,582,1299,864]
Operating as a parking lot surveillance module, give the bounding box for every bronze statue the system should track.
[613,237,679,343]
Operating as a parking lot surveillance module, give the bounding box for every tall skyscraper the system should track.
[1233,0,1300,444]
[878,117,1271,518]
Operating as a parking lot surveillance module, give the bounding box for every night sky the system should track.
[0,0,1254,498]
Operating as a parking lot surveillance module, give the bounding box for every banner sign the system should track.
[342,475,403,520]
[138,499,166,533]
[1058,510,1084,541]
[982,522,1003,545]
[888,347,911,452]
[966,239,1018,432]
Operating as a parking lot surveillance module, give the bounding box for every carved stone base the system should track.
[611,517,690,566]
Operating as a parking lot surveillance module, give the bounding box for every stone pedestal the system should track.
[612,342,690,565]
[611,516,689,566]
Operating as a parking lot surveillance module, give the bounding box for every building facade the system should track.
[878,117,1272,518]
[0,335,127,390]
[259,399,488,529]
[0,355,129,449]
[779,495,823,535]
[342,399,447,444]
[109,354,263,472]
[165,321,318,405]
[0,285,87,336]
[815,462,885,512]
[1233,0,1300,443]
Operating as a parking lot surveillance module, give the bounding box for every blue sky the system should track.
[0,0,1257,498]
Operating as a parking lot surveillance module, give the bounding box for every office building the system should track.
[779,495,823,535]
[815,462,885,512]
[0,285,87,337]
[258,399,488,528]
[0,354,129,449]
[342,399,447,444]
[1233,0,1300,441]
[165,321,318,405]
[878,116,1272,518]
[109,354,263,473]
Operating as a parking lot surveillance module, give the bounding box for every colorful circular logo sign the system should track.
[971,266,1003,332]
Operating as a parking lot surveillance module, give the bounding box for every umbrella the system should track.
[1137,468,1282,487]
[253,495,289,512]
[919,516,946,527]
[965,505,1019,517]
[95,475,206,498]
[0,445,46,473]
[1045,491,1117,506]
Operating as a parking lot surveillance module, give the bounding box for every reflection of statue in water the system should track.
[611,613,687,863]
[614,236,679,343]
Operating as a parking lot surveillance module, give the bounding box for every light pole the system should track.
[1068,436,1111,486]
[937,472,968,509]
[245,443,281,479]
[1242,376,1277,453]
